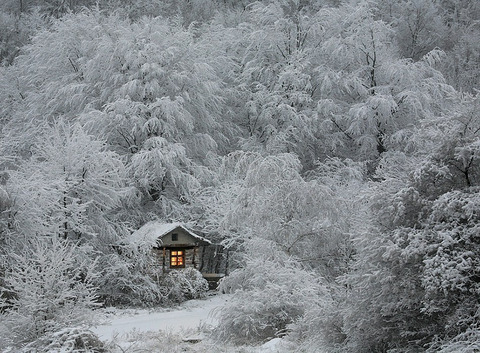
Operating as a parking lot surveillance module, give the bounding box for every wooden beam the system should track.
[199,245,206,272]
[162,247,166,273]
[193,246,197,269]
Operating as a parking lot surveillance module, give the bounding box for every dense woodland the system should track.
[0,0,479,352]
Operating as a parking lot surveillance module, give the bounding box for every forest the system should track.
[0,0,479,352]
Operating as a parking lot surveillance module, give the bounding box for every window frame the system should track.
[170,249,185,268]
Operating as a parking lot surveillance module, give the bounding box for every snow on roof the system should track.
[130,221,211,246]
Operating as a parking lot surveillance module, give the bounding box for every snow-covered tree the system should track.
[0,9,45,65]
[375,0,447,60]
[6,120,127,245]
[2,120,165,306]
[215,241,329,345]
[314,1,456,164]
[0,10,234,222]
[223,1,328,167]
[441,24,480,93]
[0,237,99,349]
[203,151,363,346]
[340,93,480,352]
[199,152,355,269]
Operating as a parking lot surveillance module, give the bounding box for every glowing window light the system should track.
[170,249,185,268]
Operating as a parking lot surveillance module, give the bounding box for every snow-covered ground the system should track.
[91,294,284,353]
[93,294,227,341]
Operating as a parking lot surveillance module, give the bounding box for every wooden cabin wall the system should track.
[152,246,204,272]
[183,247,202,269]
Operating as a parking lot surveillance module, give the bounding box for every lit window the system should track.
[170,249,185,268]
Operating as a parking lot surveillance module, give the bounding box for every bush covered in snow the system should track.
[20,327,105,353]
[160,267,209,304]
[94,251,166,307]
[428,326,480,353]
[214,241,328,345]
[0,238,99,350]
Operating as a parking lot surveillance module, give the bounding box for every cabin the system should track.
[132,221,211,272]
[131,222,227,288]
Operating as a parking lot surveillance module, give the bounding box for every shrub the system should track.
[94,252,166,307]
[160,268,209,304]
[22,327,106,353]
[429,327,480,353]
[214,249,327,345]
[0,238,99,349]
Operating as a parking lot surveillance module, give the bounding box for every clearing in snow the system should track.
[91,294,284,352]
[92,294,228,341]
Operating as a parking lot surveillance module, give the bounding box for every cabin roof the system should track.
[130,221,212,246]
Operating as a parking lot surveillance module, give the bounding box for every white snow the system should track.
[91,294,287,352]
[129,221,212,245]
[92,294,228,341]
[257,338,283,352]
